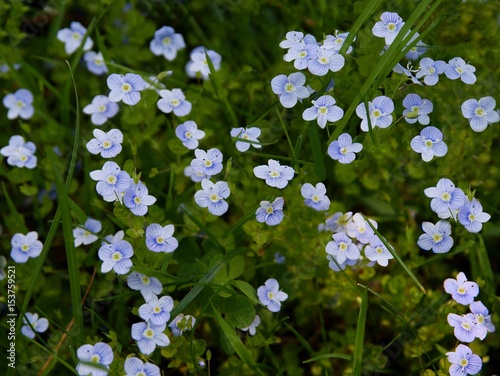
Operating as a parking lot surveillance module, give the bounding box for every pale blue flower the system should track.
[302,95,344,128]
[325,232,360,264]
[321,31,354,54]
[230,127,261,152]
[274,252,285,264]
[241,314,261,336]
[416,57,446,86]
[73,218,102,247]
[145,224,178,253]
[446,344,482,376]
[444,272,479,305]
[301,183,330,211]
[461,96,499,132]
[469,301,495,334]
[393,63,422,85]
[89,161,131,198]
[127,272,162,301]
[150,26,185,61]
[57,22,93,54]
[86,129,123,158]
[107,73,145,106]
[157,88,192,116]
[279,31,316,49]
[123,182,157,216]
[190,148,223,177]
[444,57,477,84]
[424,178,466,218]
[308,48,345,76]
[76,342,114,376]
[0,135,37,169]
[372,12,405,45]
[458,198,491,233]
[326,254,358,272]
[271,72,310,108]
[256,197,284,226]
[3,89,34,119]
[11,231,43,263]
[186,46,221,80]
[417,220,453,253]
[184,165,207,182]
[176,121,205,150]
[283,43,318,70]
[138,295,174,326]
[124,357,160,376]
[21,312,49,339]
[327,133,363,164]
[447,313,485,342]
[356,96,394,131]
[194,179,230,216]
[257,278,288,312]
[324,211,353,233]
[402,94,433,125]
[83,95,119,126]
[346,213,377,244]
[83,51,108,75]
[410,126,447,162]
[169,314,196,337]
[98,230,134,275]
[364,235,393,267]
[253,159,295,189]
[131,321,170,355]
[404,33,427,61]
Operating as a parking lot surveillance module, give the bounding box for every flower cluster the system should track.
[1,135,37,169]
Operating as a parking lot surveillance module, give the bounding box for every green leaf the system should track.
[218,295,255,329]
[352,286,368,376]
[303,353,353,363]
[231,280,260,305]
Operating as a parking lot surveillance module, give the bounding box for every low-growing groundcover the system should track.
[0,0,499,375]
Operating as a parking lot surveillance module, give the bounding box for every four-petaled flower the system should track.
[301,183,330,211]
[83,51,108,76]
[327,133,363,164]
[190,148,224,177]
[89,161,131,198]
[469,301,496,334]
[194,179,230,216]
[255,197,285,226]
[86,129,123,158]
[124,182,157,216]
[461,96,499,132]
[444,57,477,84]
[131,321,170,355]
[150,26,186,61]
[308,48,345,76]
[176,121,205,150]
[410,126,448,162]
[127,272,162,301]
[76,342,114,376]
[107,73,145,106]
[257,278,288,312]
[98,230,134,275]
[271,72,310,108]
[21,312,49,339]
[458,198,491,233]
[186,46,221,80]
[416,58,446,86]
[230,127,262,152]
[372,11,405,45]
[446,344,482,376]
[356,96,394,132]
[402,94,433,125]
[0,135,37,169]
[83,95,119,126]
[157,89,192,117]
[11,231,43,264]
[283,43,318,70]
[417,220,453,253]
[325,232,360,264]
[145,223,178,253]
[138,295,174,326]
[124,357,161,376]
[253,159,295,189]
[73,218,102,247]
[3,89,34,120]
[444,272,479,305]
[57,22,93,54]
[364,235,394,267]
[302,95,344,128]
[424,178,465,218]
[447,313,485,342]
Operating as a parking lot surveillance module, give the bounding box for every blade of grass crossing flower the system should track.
[303,353,353,364]
[352,286,368,376]
[276,108,299,171]
[475,234,494,295]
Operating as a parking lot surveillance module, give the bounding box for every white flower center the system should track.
[312,195,320,202]
[94,58,103,65]
[90,354,100,363]
[153,305,161,313]
[477,315,484,324]
[106,175,117,185]
[98,105,106,112]
[339,242,347,251]
[459,358,468,367]
[122,83,132,92]
[20,155,28,162]
[375,246,383,254]
[185,131,192,139]
[456,67,464,74]
[112,252,122,261]
[428,67,435,74]
[266,206,274,214]
[457,286,466,294]
[468,213,476,222]
[156,236,164,244]
[270,170,280,177]
[16,100,24,108]
[475,107,485,117]
[21,244,30,252]
[170,98,180,107]
[441,192,451,201]
[340,147,348,155]
[299,51,307,58]
[209,193,220,202]
[83,231,90,237]
[242,134,249,140]
[461,321,471,330]
[372,109,381,118]
[285,83,295,92]
[425,140,434,148]
[72,32,81,40]
[411,106,420,113]
[267,292,275,300]
[144,328,154,339]
[102,141,112,149]
[162,37,171,45]
[319,106,328,115]
[319,56,329,64]
[134,196,142,204]
[387,23,396,31]
[432,234,443,243]
[141,276,150,285]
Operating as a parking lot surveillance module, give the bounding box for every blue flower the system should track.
[124,357,161,376]
[410,126,447,162]
[458,198,491,233]
[89,161,131,198]
[76,342,114,376]
[325,232,360,264]
[175,121,205,150]
[11,231,43,263]
[279,31,316,49]
[447,313,485,342]
[301,183,330,211]
[469,301,495,334]
[230,127,262,152]
[327,133,363,164]
[127,272,162,301]
[190,148,223,177]
[402,94,433,125]
[444,272,479,305]
[186,46,221,80]
[444,57,477,84]
[0,135,37,169]
[21,312,49,339]
[241,314,261,336]
[107,73,145,106]
[415,57,446,85]
[169,313,196,337]
[324,211,353,233]
[326,254,358,272]
[372,12,405,45]
[73,218,102,247]
[256,197,285,226]
[302,95,344,128]
[346,213,377,244]
[157,88,192,117]
[417,220,453,253]
[271,72,310,108]
[257,278,288,313]
[274,252,285,264]
[184,165,207,182]
[98,230,134,275]
[404,33,427,60]
[253,159,295,189]
[83,95,119,126]
[364,235,394,267]
[283,43,318,70]
[461,96,500,132]
[83,51,108,75]
[3,89,34,120]
[86,129,123,158]
[123,182,157,216]
[194,179,230,216]
[446,344,482,376]
[308,48,345,76]
[321,31,354,54]
[138,295,174,326]
[356,96,394,131]
[131,321,170,355]
[145,224,178,253]
[150,26,186,61]
[393,63,422,85]
[57,22,93,54]
[424,178,466,218]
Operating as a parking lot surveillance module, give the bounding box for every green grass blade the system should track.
[275,108,299,171]
[474,234,494,295]
[307,123,326,181]
[2,183,28,233]
[284,322,314,355]
[352,286,368,376]
[303,353,352,363]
